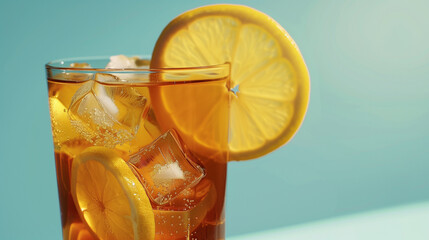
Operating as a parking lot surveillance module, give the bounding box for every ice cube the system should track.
[128,129,205,205]
[143,107,163,139]
[106,55,150,68]
[68,74,148,147]
[159,177,212,211]
[106,55,139,69]
[153,179,216,239]
[105,55,150,82]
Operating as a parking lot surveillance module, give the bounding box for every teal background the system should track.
[1,0,429,239]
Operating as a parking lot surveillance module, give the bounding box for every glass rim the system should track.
[45,55,230,73]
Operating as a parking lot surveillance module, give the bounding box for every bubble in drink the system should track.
[154,179,216,238]
[68,73,148,148]
[128,129,205,205]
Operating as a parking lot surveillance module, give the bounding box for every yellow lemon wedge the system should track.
[70,147,155,240]
[150,4,310,160]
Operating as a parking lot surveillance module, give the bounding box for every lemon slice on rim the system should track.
[150,4,310,160]
[70,147,155,240]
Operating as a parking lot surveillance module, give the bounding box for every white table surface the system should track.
[229,201,429,240]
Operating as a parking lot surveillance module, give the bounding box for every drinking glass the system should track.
[46,57,230,240]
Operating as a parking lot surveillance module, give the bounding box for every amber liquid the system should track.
[48,76,229,240]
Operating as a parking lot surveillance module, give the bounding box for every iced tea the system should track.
[47,58,230,240]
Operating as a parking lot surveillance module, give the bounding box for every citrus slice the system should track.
[48,97,80,146]
[70,147,155,240]
[150,4,310,160]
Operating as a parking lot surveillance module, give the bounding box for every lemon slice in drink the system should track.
[48,97,81,146]
[151,4,310,160]
[70,147,155,240]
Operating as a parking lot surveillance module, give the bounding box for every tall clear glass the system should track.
[46,57,230,240]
